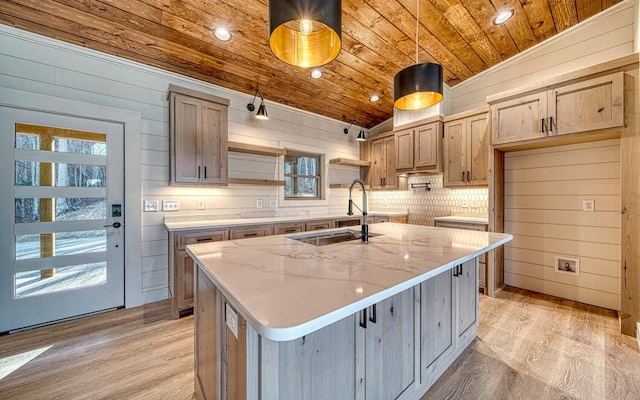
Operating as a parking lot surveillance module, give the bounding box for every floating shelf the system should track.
[329,158,371,167]
[329,183,371,189]
[229,178,285,186]
[228,141,286,157]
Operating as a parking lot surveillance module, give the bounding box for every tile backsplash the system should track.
[368,175,488,226]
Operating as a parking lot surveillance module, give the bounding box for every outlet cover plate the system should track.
[582,199,595,212]
[197,199,205,210]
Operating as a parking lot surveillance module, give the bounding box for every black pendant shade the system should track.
[393,63,444,110]
[269,0,342,68]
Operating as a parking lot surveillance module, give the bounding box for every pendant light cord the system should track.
[415,0,419,64]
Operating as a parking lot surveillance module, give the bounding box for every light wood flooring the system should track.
[1,287,639,399]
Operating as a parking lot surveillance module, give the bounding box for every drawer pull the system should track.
[284,229,297,233]
[196,237,213,242]
[244,233,259,237]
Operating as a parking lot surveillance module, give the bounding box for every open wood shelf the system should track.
[229,178,285,186]
[329,158,371,167]
[228,141,286,157]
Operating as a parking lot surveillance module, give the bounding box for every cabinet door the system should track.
[275,315,357,400]
[456,259,478,338]
[395,128,414,170]
[195,269,221,400]
[491,91,547,145]
[201,100,228,185]
[370,138,385,189]
[549,72,624,136]
[173,94,202,185]
[467,113,489,185]
[415,123,438,168]
[383,137,398,189]
[365,288,417,400]
[177,250,195,310]
[421,270,453,373]
[443,119,466,187]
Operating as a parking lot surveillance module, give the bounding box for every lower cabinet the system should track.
[194,259,480,400]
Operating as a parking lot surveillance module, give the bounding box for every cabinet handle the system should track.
[204,166,207,179]
[466,171,471,182]
[541,118,545,132]
[198,166,201,179]
[549,117,553,132]
[196,237,213,242]
[284,229,297,233]
[244,233,259,237]
[453,265,459,277]
[359,308,367,329]
[369,304,377,324]
[461,171,465,182]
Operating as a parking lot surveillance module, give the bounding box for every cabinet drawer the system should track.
[230,225,274,240]
[434,221,487,231]
[389,215,408,224]
[305,220,333,231]
[274,222,306,235]
[370,216,388,223]
[177,229,229,249]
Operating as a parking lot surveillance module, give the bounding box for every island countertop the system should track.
[186,223,512,341]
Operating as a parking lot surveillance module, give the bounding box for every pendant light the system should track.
[269,0,342,68]
[393,0,443,110]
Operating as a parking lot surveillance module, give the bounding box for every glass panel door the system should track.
[0,108,124,332]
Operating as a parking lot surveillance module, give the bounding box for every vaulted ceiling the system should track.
[0,0,623,127]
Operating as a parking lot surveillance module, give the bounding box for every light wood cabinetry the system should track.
[169,85,229,186]
[194,270,222,400]
[362,131,402,190]
[389,215,409,224]
[490,72,624,146]
[229,225,274,240]
[305,219,333,231]
[171,229,228,318]
[443,109,489,187]
[274,222,306,234]
[361,288,418,399]
[395,120,441,173]
[421,259,478,388]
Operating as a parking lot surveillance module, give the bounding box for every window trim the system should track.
[284,150,322,200]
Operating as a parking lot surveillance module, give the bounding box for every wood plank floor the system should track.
[1,287,638,399]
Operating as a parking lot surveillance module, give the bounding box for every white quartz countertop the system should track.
[164,210,407,232]
[433,215,489,225]
[187,223,511,341]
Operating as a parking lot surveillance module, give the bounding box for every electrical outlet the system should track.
[162,200,180,212]
[582,199,595,212]
[143,200,159,212]
[256,199,263,209]
[197,199,205,210]
[462,200,470,208]
[269,199,277,208]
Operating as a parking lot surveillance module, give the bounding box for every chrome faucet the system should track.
[347,179,368,243]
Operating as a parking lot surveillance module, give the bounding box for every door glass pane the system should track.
[54,137,106,155]
[16,230,106,260]
[55,164,106,187]
[15,198,106,223]
[15,262,107,298]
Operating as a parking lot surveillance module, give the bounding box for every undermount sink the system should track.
[289,229,379,246]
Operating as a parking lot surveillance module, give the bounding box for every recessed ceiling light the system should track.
[369,94,380,102]
[493,10,514,25]
[310,69,323,79]
[213,27,232,42]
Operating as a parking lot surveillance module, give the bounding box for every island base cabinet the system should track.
[421,258,479,389]
[194,270,222,400]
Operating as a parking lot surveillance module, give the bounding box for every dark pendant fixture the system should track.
[269,0,342,68]
[393,0,443,110]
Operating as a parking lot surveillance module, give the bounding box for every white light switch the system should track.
[256,199,263,208]
[582,199,595,212]
[162,200,180,212]
[143,200,158,212]
[197,199,205,210]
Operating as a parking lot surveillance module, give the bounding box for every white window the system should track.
[284,151,321,200]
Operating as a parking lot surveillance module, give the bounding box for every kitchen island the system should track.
[186,223,512,400]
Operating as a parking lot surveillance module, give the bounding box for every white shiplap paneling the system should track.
[0,24,360,305]
[503,139,621,310]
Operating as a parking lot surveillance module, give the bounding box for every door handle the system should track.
[359,308,367,329]
[104,222,121,228]
[368,304,377,324]
[549,117,553,132]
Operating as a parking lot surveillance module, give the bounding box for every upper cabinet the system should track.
[169,85,229,186]
[490,72,624,146]
[395,118,442,174]
[361,131,403,190]
[443,109,489,187]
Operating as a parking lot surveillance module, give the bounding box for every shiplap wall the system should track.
[0,25,361,305]
[449,0,636,114]
[503,140,621,310]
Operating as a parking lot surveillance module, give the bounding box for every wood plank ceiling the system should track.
[0,0,623,128]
